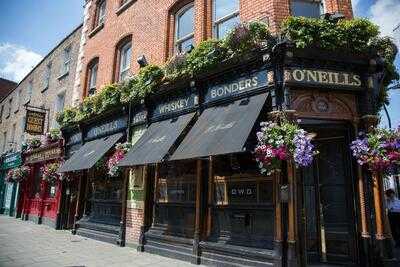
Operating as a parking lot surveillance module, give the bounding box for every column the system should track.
[192,159,202,264]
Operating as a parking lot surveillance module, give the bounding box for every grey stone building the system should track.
[0,25,82,154]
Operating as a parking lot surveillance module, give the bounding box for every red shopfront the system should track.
[21,141,64,228]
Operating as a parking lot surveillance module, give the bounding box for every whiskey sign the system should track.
[152,91,198,119]
[284,68,362,89]
[25,110,46,135]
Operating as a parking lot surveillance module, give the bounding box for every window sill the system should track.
[116,0,135,16]
[57,72,69,80]
[88,23,104,38]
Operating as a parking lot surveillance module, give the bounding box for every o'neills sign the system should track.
[205,69,269,103]
[25,110,46,135]
[284,68,362,89]
[85,116,127,140]
[25,147,62,164]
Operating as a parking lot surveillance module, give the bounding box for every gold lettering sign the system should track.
[25,147,62,164]
[25,110,46,135]
[284,68,362,89]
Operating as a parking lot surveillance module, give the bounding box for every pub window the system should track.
[291,0,323,18]
[95,0,107,27]
[116,39,132,82]
[87,58,99,96]
[175,3,194,53]
[213,0,240,39]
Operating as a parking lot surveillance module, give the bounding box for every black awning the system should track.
[170,92,268,161]
[58,132,123,173]
[118,112,196,166]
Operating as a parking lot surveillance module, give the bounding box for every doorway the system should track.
[300,125,357,266]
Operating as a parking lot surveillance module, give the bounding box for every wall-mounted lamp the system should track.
[137,55,148,68]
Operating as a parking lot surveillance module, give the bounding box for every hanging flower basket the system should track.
[27,138,42,150]
[107,142,132,177]
[41,162,62,183]
[254,120,316,175]
[350,127,400,173]
[7,166,31,182]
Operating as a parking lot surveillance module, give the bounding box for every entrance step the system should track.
[76,220,120,244]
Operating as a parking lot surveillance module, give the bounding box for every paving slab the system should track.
[0,215,198,267]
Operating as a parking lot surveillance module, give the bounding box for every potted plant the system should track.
[41,162,62,183]
[12,166,31,182]
[27,138,41,150]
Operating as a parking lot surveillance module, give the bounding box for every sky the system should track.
[0,0,399,126]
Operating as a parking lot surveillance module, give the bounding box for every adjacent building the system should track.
[0,25,82,225]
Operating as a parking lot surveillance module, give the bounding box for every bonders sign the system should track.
[25,110,46,135]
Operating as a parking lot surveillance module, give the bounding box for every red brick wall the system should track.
[81,0,354,98]
[125,207,144,244]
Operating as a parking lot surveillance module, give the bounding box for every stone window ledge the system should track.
[88,23,104,39]
[116,0,135,16]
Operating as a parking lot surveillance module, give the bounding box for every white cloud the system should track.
[369,0,400,38]
[0,43,42,82]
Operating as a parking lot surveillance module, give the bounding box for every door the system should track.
[302,127,357,265]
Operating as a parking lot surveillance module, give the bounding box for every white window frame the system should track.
[213,0,240,39]
[119,42,132,82]
[44,62,52,89]
[62,46,71,75]
[174,3,195,53]
[97,0,107,25]
[290,0,324,18]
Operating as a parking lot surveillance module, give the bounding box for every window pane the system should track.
[177,5,194,39]
[119,43,131,81]
[217,15,240,39]
[177,37,194,53]
[215,0,239,20]
[98,1,106,23]
[89,63,98,89]
[291,0,322,18]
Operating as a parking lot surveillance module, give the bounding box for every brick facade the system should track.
[0,26,82,155]
[80,0,354,247]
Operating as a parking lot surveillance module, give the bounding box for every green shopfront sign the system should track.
[1,153,22,170]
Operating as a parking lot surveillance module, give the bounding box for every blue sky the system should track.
[0,0,399,127]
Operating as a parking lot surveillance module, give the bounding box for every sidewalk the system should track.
[0,215,194,267]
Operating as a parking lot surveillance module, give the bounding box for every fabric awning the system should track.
[170,92,268,161]
[58,132,123,173]
[118,112,196,166]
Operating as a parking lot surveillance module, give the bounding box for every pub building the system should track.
[58,108,129,244]
[116,46,397,267]
[0,152,23,216]
[20,140,64,228]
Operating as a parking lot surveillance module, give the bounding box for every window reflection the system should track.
[213,0,240,39]
[291,0,323,18]
[175,4,195,53]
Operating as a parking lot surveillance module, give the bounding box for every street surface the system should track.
[0,215,195,267]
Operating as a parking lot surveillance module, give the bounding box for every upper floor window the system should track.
[213,0,240,39]
[0,105,3,122]
[175,3,194,53]
[44,62,52,89]
[15,89,21,112]
[62,46,71,75]
[118,41,132,82]
[96,0,107,26]
[2,132,7,153]
[87,58,99,96]
[7,98,12,118]
[53,92,66,128]
[291,0,323,18]
[26,80,33,103]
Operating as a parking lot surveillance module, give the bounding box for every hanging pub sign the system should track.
[205,69,270,103]
[25,146,62,164]
[85,116,128,141]
[25,110,46,135]
[284,67,362,89]
[1,152,22,170]
[152,90,198,119]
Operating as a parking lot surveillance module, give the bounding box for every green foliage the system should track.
[223,21,273,54]
[136,65,164,96]
[96,84,121,113]
[164,53,188,81]
[185,39,227,76]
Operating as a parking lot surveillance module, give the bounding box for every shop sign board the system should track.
[25,110,46,135]
[205,69,269,103]
[131,108,147,126]
[284,67,362,89]
[1,153,22,170]
[152,91,198,119]
[66,131,82,146]
[85,116,128,140]
[25,147,62,164]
